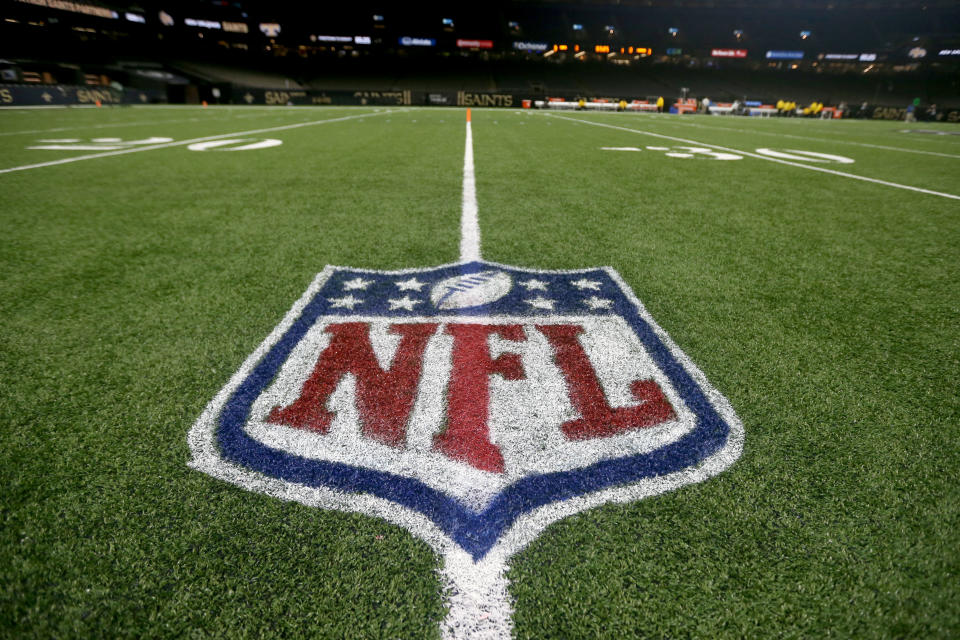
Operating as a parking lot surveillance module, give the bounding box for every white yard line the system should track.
[543,113,960,201]
[460,110,482,262]
[0,109,386,175]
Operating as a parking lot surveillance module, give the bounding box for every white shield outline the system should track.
[188,259,744,638]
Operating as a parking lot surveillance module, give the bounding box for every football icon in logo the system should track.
[430,270,512,309]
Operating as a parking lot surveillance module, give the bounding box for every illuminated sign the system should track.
[572,24,583,31]
[595,45,610,53]
[513,41,548,52]
[554,44,569,51]
[619,47,652,55]
[185,18,221,29]
[666,48,682,55]
[766,50,804,60]
[159,10,173,26]
[125,12,145,23]
[222,21,248,33]
[16,0,117,19]
[399,36,435,47]
[824,53,859,60]
[316,35,352,42]
[354,36,371,45]
[939,49,960,56]
[259,23,281,37]
[908,47,927,59]
[711,49,747,58]
[456,39,493,49]
[800,30,812,39]
[859,53,877,61]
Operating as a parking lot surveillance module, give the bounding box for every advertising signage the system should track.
[765,50,804,60]
[513,41,549,52]
[711,49,747,58]
[823,53,859,60]
[456,39,493,49]
[185,18,221,29]
[399,36,436,47]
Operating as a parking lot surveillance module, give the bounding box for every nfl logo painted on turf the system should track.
[188,260,742,632]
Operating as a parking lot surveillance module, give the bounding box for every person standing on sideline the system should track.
[905,103,916,122]
[656,96,664,113]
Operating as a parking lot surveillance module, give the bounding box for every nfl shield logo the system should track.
[189,260,743,636]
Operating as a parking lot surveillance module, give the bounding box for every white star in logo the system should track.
[583,296,613,310]
[519,278,548,291]
[395,277,426,292]
[41,92,52,103]
[571,278,602,291]
[342,276,373,291]
[244,93,254,104]
[388,296,420,311]
[526,296,555,310]
[329,294,362,309]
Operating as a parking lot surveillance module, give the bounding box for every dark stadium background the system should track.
[1,0,958,117]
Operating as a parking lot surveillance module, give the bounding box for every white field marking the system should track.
[544,113,960,201]
[0,110,388,175]
[186,138,283,151]
[755,148,855,164]
[460,116,482,262]
[188,260,744,640]
[601,146,642,151]
[0,113,282,137]
[27,136,174,151]
[622,111,960,159]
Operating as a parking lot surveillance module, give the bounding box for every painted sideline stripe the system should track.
[0,110,387,175]
[631,113,960,160]
[460,108,482,262]
[544,113,960,201]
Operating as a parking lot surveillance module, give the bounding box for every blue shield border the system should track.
[190,260,743,561]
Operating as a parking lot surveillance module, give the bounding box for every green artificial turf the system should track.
[1,105,958,639]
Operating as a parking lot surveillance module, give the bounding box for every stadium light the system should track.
[668,27,678,37]
[800,30,811,40]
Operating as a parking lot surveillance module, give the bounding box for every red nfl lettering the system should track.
[267,319,677,471]
[433,323,526,473]
[537,324,676,439]
[267,322,437,447]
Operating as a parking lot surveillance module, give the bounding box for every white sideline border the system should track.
[0,109,389,175]
[541,112,960,201]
